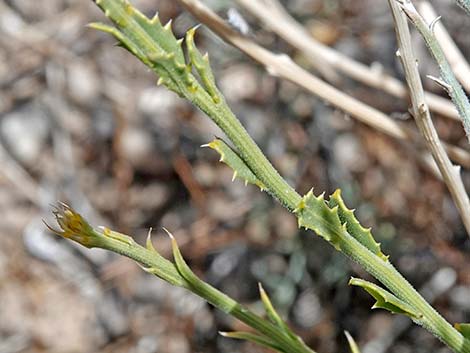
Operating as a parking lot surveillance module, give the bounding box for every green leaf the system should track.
[203,138,266,190]
[294,189,343,250]
[166,228,239,314]
[455,323,470,339]
[91,0,198,97]
[259,284,291,332]
[329,190,388,261]
[344,331,361,353]
[220,331,286,353]
[349,278,422,319]
[186,26,221,103]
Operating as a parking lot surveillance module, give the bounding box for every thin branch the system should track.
[173,0,470,170]
[456,0,470,15]
[418,1,470,92]
[396,0,470,141]
[389,1,470,236]
[235,0,460,122]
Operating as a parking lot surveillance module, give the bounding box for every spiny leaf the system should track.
[294,189,343,250]
[220,331,286,353]
[455,323,470,339]
[186,26,221,103]
[203,138,266,190]
[92,0,196,96]
[329,190,388,261]
[344,331,361,353]
[349,278,422,319]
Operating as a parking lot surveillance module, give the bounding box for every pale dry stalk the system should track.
[390,0,470,236]
[236,0,461,121]
[175,0,470,170]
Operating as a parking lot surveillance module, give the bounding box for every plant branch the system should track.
[174,0,470,170]
[456,0,470,15]
[72,1,470,351]
[389,1,470,236]
[48,204,315,353]
[236,0,461,122]
[396,0,470,141]
[418,1,470,92]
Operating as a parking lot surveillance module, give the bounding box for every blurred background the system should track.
[0,0,469,352]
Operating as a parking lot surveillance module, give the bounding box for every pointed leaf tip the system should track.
[295,189,343,250]
[344,331,361,353]
[219,331,285,352]
[329,190,388,261]
[349,278,422,320]
[146,227,157,252]
[205,139,266,191]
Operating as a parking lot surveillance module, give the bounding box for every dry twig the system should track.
[397,0,470,140]
[236,0,461,122]
[418,1,470,92]
[389,1,470,236]
[173,0,470,170]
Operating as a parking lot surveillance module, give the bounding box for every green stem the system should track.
[193,72,470,352]
[86,1,470,351]
[92,232,313,353]
[339,230,470,353]
[192,93,302,210]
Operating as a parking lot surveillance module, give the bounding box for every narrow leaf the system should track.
[203,138,266,190]
[186,26,221,103]
[259,283,291,332]
[165,228,239,314]
[349,278,422,319]
[344,331,361,353]
[220,331,286,352]
[329,190,388,261]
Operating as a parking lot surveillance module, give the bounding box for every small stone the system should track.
[67,62,99,104]
[1,106,49,167]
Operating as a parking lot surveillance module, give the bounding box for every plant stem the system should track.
[396,0,470,141]
[87,1,470,351]
[389,0,470,236]
[172,1,470,350]
[456,0,470,15]
[339,230,470,353]
[91,230,314,353]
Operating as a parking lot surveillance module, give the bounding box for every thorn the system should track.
[162,227,174,240]
[231,171,237,182]
[136,262,154,273]
[429,16,442,33]
[427,75,452,91]
[150,12,160,24]
[146,227,156,252]
[164,19,173,31]
[157,77,164,86]
[200,143,210,148]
